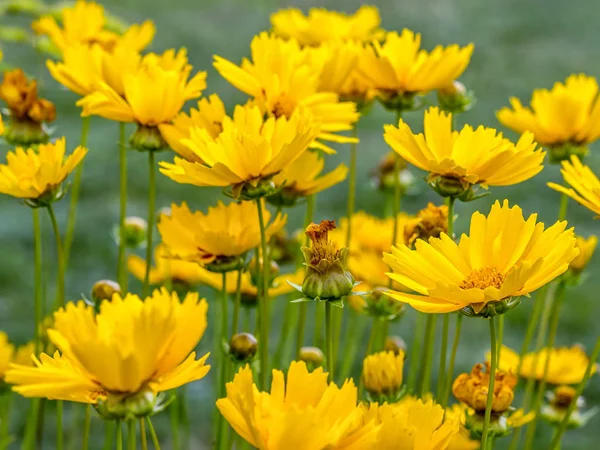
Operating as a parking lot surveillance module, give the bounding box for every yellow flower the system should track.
[362,350,405,398]
[216,361,379,450]
[384,107,545,199]
[271,6,383,46]
[570,235,597,272]
[497,74,600,147]
[404,202,449,246]
[306,41,360,95]
[157,201,286,269]
[5,289,210,413]
[548,155,600,216]
[159,104,320,198]
[32,0,155,53]
[270,150,348,205]
[213,32,359,154]
[0,69,56,122]
[445,404,480,450]
[0,114,4,135]
[453,362,517,414]
[451,401,533,440]
[362,397,459,450]
[357,30,473,101]
[1,332,34,381]
[383,200,578,315]
[0,138,87,203]
[496,345,596,385]
[128,244,205,288]
[158,94,227,162]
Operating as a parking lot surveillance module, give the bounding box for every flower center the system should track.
[305,220,339,264]
[460,267,505,290]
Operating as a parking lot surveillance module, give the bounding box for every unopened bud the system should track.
[299,346,324,370]
[91,280,121,303]
[229,333,258,363]
[129,124,167,152]
[384,336,407,355]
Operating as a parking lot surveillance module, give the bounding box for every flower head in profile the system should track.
[269,150,348,206]
[213,33,359,154]
[362,350,405,402]
[404,202,449,246]
[541,385,597,430]
[217,361,378,450]
[32,0,155,54]
[158,201,286,272]
[159,105,320,199]
[0,138,87,206]
[357,30,473,110]
[384,107,545,200]
[0,332,34,382]
[362,397,459,450]
[271,5,383,46]
[495,345,596,385]
[548,155,600,216]
[6,289,210,418]
[497,74,600,161]
[570,235,597,274]
[383,201,578,316]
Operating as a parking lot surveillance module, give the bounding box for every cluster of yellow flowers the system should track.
[0,2,599,450]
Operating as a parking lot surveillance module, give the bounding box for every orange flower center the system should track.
[460,267,505,290]
[305,220,339,264]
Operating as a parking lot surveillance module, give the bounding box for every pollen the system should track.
[305,220,339,264]
[460,267,505,290]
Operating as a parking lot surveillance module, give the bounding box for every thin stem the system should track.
[497,315,504,366]
[33,209,43,354]
[447,197,455,238]
[517,287,546,375]
[117,122,128,291]
[127,420,136,450]
[346,127,358,247]
[314,304,324,347]
[56,400,64,450]
[442,314,463,406]
[170,395,180,450]
[140,419,148,450]
[116,420,122,450]
[391,109,403,248]
[142,151,156,297]
[22,399,40,450]
[326,302,334,381]
[339,312,363,381]
[420,314,437,397]
[231,268,243,334]
[64,116,90,266]
[103,420,114,450]
[365,319,379,356]
[256,199,270,389]
[549,335,600,449]
[481,316,498,450]
[436,314,450,400]
[558,192,569,221]
[333,307,344,367]
[217,272,229,450]
[47,204,65,308]
[407,313,425,392]
[82,404,91,450]
[147,417,161,450]
[524,282,566,450]
[0,393,12,448]
[274,299,294,368]
[295,303,307,358]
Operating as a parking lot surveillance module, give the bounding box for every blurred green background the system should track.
[1,0,600,448]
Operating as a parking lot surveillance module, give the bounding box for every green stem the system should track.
[217,273,229,450]
[325,302,334,381]
[147,417,161,450]
[63,116,90,266]
[116,420,122,450]
[517,287,546,375]
[447,196,455,238]
[140,419,148,450]
[497,315,504,366]
[22,399,40,450]
[170,396,180,450]
[295,303,307,358]
[82,404,91,450]
[333,308,344,369]
[420,314,437,397]
[142,151,156,297]
[256,199,270,389]
[558,192,569,221]
[0,393,12,449]
[231,269,243,335]
[549,335,600,449]
[117,122,128,291]
[33,209,43,354]
[346,128,358,247]
[481,316,498,450]
[442,314,463,406]
[56,400,63,450]
[47,204,65,309]
[436,314,450,400]
[314,304,324,347]
[127,420,136,450]
[407,313,425,392]
[274,299,294,368]
[524,282,566,450]
[103,420,114,450]
[365,319,379,356]
[339,312,362,381]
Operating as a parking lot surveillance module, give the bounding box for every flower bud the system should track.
[541,385,594,429]
[384,336,407,355]
[404,203,449,246]
[364,288,405,320]
[298,346,325,370]
[569,235,597,275]
[113,216,147,249]
[2,117,50,146]
[362,350,405,403]
[91,280,121,304]
[269,230,298,265]
[437,81,475,114]
[370,151,414,194]
[379,91,417,114]
[129,124,167,152]
[248,257,280,288]
[229,333,258,363]
[428,174,473,199]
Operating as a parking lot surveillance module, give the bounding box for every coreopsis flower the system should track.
[370,151,415,194]
[0,332,34,382]
[497,74,600,162]
[495,345,596,385]
[32,0,155,54]
[444,404,481,450]
[298,346,325,370]
[362,397,459,449]
[157,201,286,272]
[5,289,210,418]
[0,137,87,206]
[0,69,56,145]
[384,107,545,200]
[548,155,600,216]
[77,49,207,151]
[128,244,205,290]
[213,33,359,154]
[269,150,348,206]
[216,361,379,450]
[362,350,405,402]
[159,105,320,199]
[383,200,578,316]
[158,93,227,162]
[404,202,449,246]
[452,362,533,438]
[541,385,597,429]
[570,235,597,274]
[270,5,383,46]
[357,30,473,110]
[298,220,355,301]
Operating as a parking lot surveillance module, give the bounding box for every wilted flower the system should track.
[404,202,449,246]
